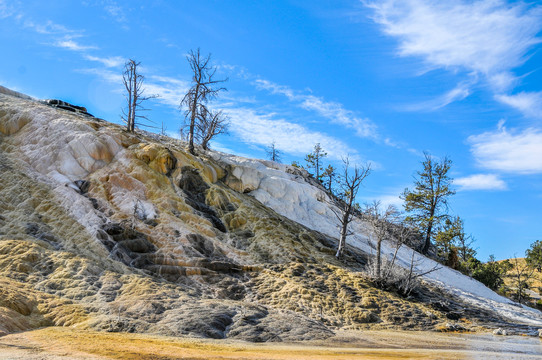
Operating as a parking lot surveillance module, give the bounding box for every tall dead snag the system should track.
[121,59,158,132]
[332,157,371,259]
[180,48,227,155]
[198,108,229,150]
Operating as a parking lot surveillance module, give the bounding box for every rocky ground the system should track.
[0,87,541,344]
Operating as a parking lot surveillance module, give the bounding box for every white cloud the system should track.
[25,19,73,35]
[55,39,97,51]
[224,106,360,161]
[102,0,130,29]
[106,72,362,161]
[205,141,255,159]
[365,0,542,109]
[434,85,471,108]
[84,55,125,68]
[495,91,542,119]
[79,68,122,84]
[366,0,541,80]
[145,75,189,107]
[455,174,507,191]
[255,79,296,99]
[22,19,98,54]
[0,0,15,19]
[254,79,378,139]
[300,95,377,138]
[373,194,404,208]
[403,82,471,111]
[80,68,188,108]
[468,122,542,174]
[104,1,125,20]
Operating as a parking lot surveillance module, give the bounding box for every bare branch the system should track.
[180,48,228,155]
[121,59,159,132]
[333,157,371,259]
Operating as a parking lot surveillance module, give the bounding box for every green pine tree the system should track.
[401,152,455,254]
[304,143,327,180]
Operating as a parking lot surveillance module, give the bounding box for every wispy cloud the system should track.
[204,141,256,159]
[455,174,507,191]
[254,79,378,139]
[103,1,127,23]
[24,19,73,35]
[371,194,404,208]
[403,81,471,111]
[81,68,189,108]
[55,39,98,51]
[223,106,361,161]
[365,0,542,109]
[84,55,124,68]
[495,91,542,119]
[468,121,542,174]
[100,0,130,29]
[78,68,123,84]
[366,0,541,84]
[23,17,98,53]
[86,66,358,161]
[145,75,189,107]
[0,0,16,19]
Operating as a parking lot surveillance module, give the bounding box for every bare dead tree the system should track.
[399,249,442,296]
[180,48,227,155]
[331,157,371,259]
[265,141,282,163]
[197,108,229,150]
[364,201,400,280]
[121,59,158,132]
[384,221,416,280]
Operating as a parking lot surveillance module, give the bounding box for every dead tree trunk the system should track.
[122,59,158,132]
[332,157,371,259]
[181,49,227,155]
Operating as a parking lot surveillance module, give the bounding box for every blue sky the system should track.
[1,0,541,260]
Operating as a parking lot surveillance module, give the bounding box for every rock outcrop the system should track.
[41,99,94,117]
[1,86,541,341]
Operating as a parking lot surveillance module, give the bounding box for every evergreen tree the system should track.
[526,240,542,271]
[304,143,327,180]
[435,217,460,259]
[291,160,301,168]
[401,152,455,254]
[456,228,476,263]
[470,255,510,291]
[435,216,476,263]
[265,141,282,163]
[321,164,336,193]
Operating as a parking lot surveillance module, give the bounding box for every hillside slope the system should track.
[0,86,541,340]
